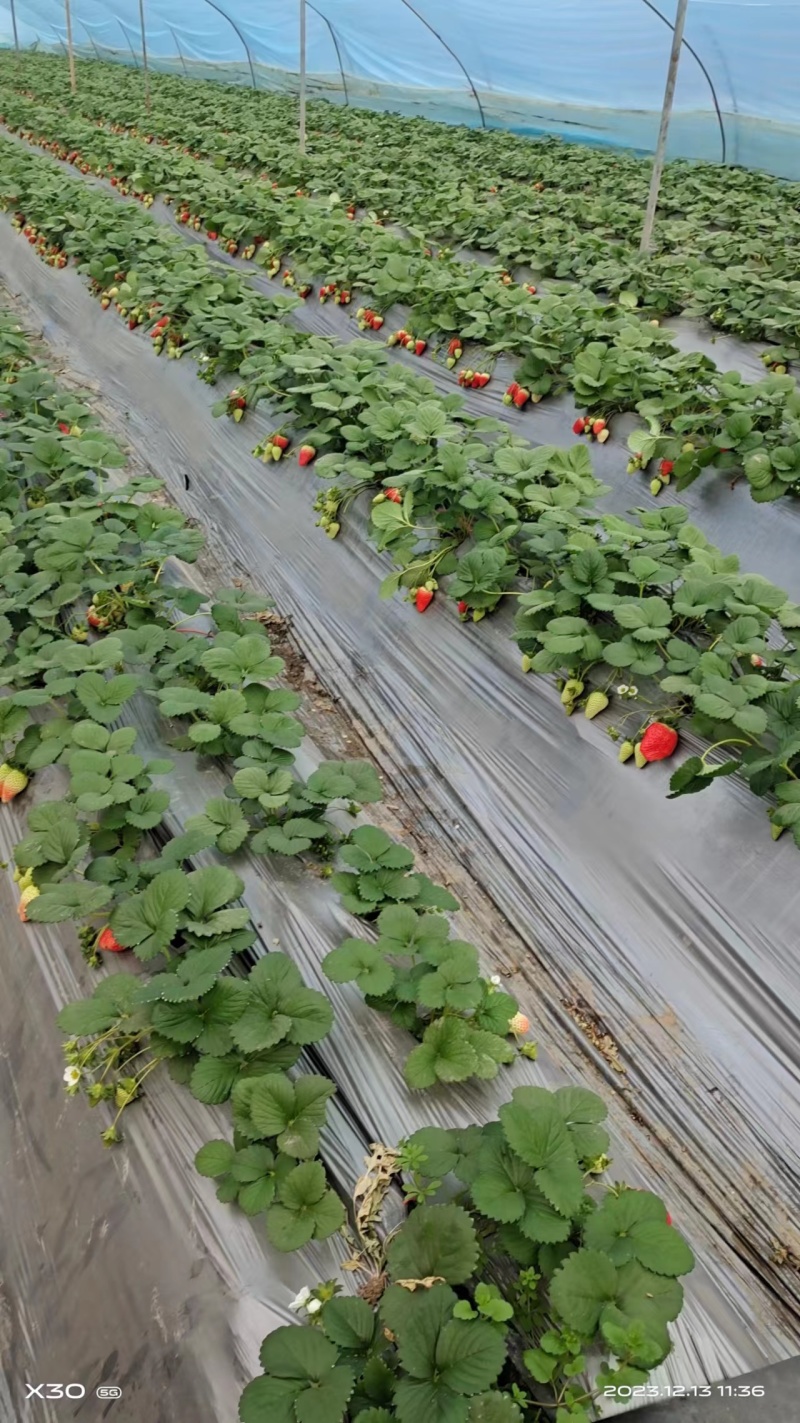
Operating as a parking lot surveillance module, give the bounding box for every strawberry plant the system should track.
[240,1083,694,1423]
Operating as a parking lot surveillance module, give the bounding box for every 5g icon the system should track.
[97,1386,123,1400]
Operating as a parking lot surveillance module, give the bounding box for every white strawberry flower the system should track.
[289,1286,311,1313]
[628,685,639,696]
[489,974,502,988]
[616,684,629,695]
[63,1065,81,1089]
[306,1298,322,1316]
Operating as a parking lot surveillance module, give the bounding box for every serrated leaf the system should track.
[550,1249,618,1333]
[386,1204,479,1284]
[26,880,111,923]
[195,1139,236,1178]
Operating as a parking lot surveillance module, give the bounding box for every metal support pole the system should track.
[138,0,151,112]
[64,0,77,93]
[640,0,689,253]
[9,0,19,52]
[299,0,307,154]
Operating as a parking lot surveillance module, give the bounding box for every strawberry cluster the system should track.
[458,368,490,389]
[649,458,675,498]
[227,387,248,422]
[318,283,351,305]
[445,337,463,369]
[388,330,427,356]
[572,415,610,444]
[254,432,290,462]
[356,307,385,331]
[504,381,531,408]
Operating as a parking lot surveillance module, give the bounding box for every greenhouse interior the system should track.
[0,2,798,1420]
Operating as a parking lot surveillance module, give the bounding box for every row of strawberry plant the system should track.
[4,133,800,851]
[3,84,799,506]
[0,306,368,1246]
[7,51,800,353]
[0,258,530,1093]
[0,310,695,1423]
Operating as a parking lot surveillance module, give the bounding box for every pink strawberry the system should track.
[17,884,39,920]
[1,768,29,803]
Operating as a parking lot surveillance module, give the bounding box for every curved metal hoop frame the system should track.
[306,1,349,105]
[639,0,727,162]
[201,0,257,90]
[396,0,486,127]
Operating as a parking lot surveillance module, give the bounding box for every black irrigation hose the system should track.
[639,0,727,163]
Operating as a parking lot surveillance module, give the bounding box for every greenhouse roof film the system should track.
[2,0,800,174]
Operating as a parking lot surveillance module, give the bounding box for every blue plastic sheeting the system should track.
[1,1,800,172]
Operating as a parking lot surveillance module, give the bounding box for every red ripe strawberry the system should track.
[457,600,469,616]
[472,373,490,388]
[414,340,427,356]
[298,444,316,466]
[58,421,70,434]
[97,926,125,953]
[448,338,462,356]
[415,587,434,612]
[525,283,537,295]
[666,1211,673,1227]
[87,608,109,630]
[572,418,585,435]
[659,459,674,476]
[503,382,520,405]
[639,722,679,762]
[272,434,290,451]
[513,388,531,408]
[386,488,403,503]
[207,230,218,240]
[592,419,606,436]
